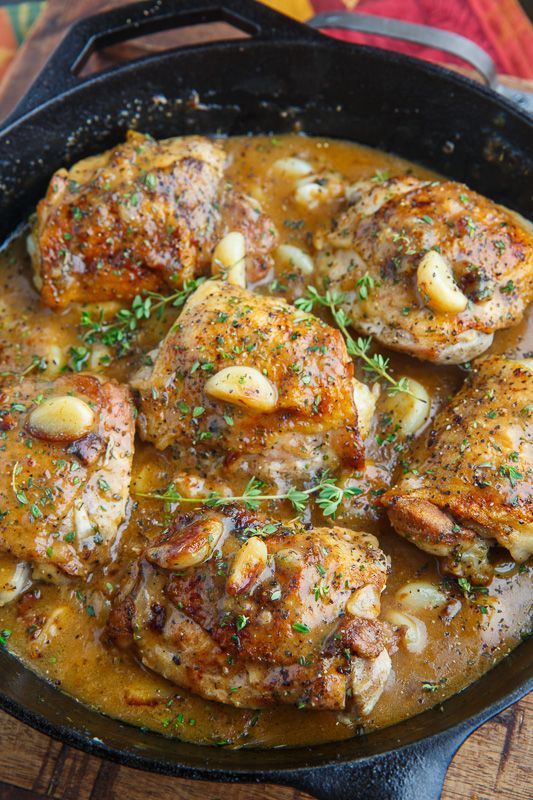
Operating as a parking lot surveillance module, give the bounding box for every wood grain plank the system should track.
[36,746,101,800]
[0,710,63,792]
[0,782,47,800]
[0,697,531,799]
[90,766,308,800]
[444,700,533,800]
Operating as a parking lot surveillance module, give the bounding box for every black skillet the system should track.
[0,1,531,798]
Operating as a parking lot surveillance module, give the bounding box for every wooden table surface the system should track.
[0,2,531,798]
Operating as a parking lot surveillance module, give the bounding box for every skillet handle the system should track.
[282,730,465,800]
[6,0,319,125]
[309,12,498,87]
[308,11,533,114]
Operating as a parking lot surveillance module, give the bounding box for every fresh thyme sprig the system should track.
[457,577,489,599]
[137,472,363,520]
[0,354,46,379]
[295,287,422,400]
[80,277,205,357]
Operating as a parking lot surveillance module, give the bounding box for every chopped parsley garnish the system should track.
[355,272,375,300]
[292,622,310,634]
[235,615,248,631]
[499,464,523,488]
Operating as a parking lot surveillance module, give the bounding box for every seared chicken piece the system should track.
[315,177,533,363]
[29,131,277,309]
[382,356,533,583]
[0,374,134,579]
[132,280,368,481]
[107,505,391,714]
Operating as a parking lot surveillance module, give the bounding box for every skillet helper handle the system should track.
[308,11,533,114]
[284,731,464,800]
[309,11,498,87]
[6,0,318,124]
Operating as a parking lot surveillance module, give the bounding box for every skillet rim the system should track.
[3,32,533,137]
[0,641,531,779]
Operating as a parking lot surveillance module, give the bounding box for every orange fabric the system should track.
[0,9,17,81]
[262,0,314,21]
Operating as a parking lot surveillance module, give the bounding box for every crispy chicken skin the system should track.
[381,357,533,583]
[131,279,365,478]
[0,374,134,577]
[315,177,533,364]
[107,506,391,714]
[29,131,277,309]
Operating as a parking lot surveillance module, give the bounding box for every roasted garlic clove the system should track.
[27,395,95,442]
[212,231,246,288]
[146,516,225,569]
[417,251,468,315]
[204,366,278,413]
[226,536,268,595]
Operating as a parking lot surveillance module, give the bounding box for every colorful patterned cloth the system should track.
[0,1,42,77]
[0,0,531,84]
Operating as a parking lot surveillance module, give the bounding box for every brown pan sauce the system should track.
[0,134,530,748]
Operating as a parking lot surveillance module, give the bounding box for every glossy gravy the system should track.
[0,134,531,748]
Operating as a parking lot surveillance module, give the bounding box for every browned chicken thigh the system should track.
[0,374,134,582]
[315,177,533,363]
[107,505,391,714]
[29,131,277,309]
[131,279,370,482]
[382,356,533,583]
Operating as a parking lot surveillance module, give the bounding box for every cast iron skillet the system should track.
[0,2,531,798]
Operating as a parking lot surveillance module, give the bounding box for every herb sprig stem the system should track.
[137,472,362,519]
[0,355,46,379]
[295,287,423,401]
[80,277,205,357]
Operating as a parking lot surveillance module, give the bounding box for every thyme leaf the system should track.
[79,277,205,357]
[294,287,424,401]
[0,354,47,379]
[137,471,360,520]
